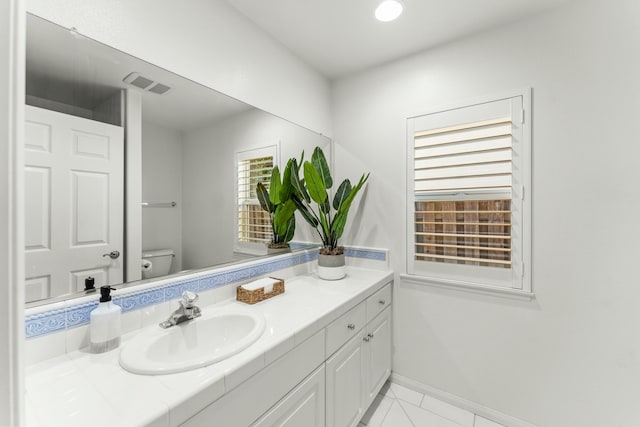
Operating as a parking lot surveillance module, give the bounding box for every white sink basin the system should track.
[119,309,266,375]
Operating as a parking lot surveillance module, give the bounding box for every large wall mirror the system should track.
[24,13,329,306]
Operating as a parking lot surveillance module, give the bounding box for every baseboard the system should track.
[390,372,537,427]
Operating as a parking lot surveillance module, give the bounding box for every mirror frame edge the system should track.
[2,0,26,424]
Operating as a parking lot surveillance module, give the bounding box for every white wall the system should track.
[182,108,330,269]
[26,0,333,138]
[331,0,640,425]
[141,121,183,273]
[0,0,24,425]
[125,90,143,282]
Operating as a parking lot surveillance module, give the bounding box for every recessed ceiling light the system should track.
[375,0,404,22]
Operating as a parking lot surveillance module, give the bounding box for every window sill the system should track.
[400,274,535,300]
[233,248,266,258]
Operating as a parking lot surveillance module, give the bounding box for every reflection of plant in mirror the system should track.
[256,158,298,248]
[291,147,369,255]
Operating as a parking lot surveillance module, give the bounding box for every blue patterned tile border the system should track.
[24,246,384,339]
[25,307,66,338]
[66,301,99,329]
[165,280,199,302]
[344,247,387,261]
[120,288,165,313]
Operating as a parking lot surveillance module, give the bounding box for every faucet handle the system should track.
[182,291,199,307]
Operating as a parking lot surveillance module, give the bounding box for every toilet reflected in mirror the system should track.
[141,249,174,280]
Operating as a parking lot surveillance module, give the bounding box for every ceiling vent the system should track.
[123,72,172,95]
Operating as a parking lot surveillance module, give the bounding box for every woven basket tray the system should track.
[236,278,285,305]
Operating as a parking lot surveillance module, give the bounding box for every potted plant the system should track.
[290,147,369,280]
[256,161,297,254]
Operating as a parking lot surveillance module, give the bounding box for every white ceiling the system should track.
[224,0,573,78]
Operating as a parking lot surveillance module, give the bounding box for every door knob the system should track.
[103,250,120,260]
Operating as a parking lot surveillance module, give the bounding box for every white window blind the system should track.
[236,146,277,251]
[414,117,513,195]
[407,94,530,291]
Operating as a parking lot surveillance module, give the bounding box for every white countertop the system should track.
[26,268,393,427]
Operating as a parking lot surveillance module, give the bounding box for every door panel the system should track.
[24,105,124,302]
[253,366,325,427]
[25,120,51,152]
[24,166,50,250]
[366,308,392,405]
[25,276,50,303]
[326,330,366,427]
[72,130,111,159]
[71,170,109,245]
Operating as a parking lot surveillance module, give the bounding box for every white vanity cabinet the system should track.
[182,280,392,427]
[326,328,368,427]
[364,307,391,404]
[26,269,394,427]
[326,283,392,427]
[255,282,392,427]
[182,331,326,427]
[252,365,325,427]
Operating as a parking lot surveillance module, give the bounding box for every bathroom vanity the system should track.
[26,267,393,427]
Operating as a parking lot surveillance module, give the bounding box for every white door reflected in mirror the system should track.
[24,105,124,303]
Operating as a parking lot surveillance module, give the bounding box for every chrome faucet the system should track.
[159,291,201,328]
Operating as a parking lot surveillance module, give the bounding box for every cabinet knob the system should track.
[378,300,386,305]
[363,336,370,342]
[347,323,355,330]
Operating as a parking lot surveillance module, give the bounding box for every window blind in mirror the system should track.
[237,155,274,244]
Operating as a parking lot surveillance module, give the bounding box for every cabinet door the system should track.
[326,330,366,427]
[253,365,325,427]
[365,307,392,405]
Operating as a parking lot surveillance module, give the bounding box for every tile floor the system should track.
[359,380,503,427]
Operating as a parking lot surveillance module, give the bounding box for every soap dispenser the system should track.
[90,286,122,353]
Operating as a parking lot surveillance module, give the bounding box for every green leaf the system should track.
[292,196,318,227]
[328,173,369,245]
[274,215,296,243]
[333,179,352,211]
[320,198,330,215]
[337,173,370,216]
[256,182,273,213]
[318,212,330,246]
[277,214,295,243]
[273,200,296,230]
[279,159,293,202]
[290,158,310,203]
[269,166,281,205]
[331,210,348,241]
[311,146,332,189]
[303,161,327,205]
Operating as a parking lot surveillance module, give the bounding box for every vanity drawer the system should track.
[326,301,366,357]
[366,282,392,322]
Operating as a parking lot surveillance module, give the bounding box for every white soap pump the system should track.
[90,285,122,353]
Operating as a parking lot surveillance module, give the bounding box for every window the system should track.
[236,145,278,253]
[406,93,531,291]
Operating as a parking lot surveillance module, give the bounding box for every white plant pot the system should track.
[317,253,346,280]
